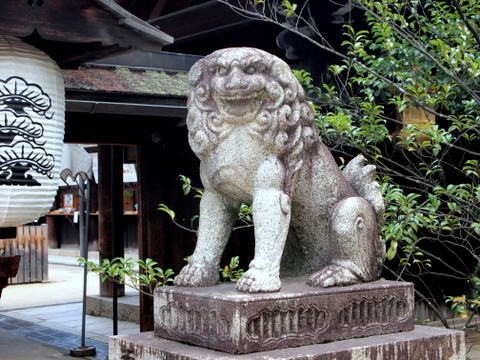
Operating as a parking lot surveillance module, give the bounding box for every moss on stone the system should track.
[63,65,189,97]
[114,67,188,96]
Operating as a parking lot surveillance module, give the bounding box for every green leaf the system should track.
[157,203,175,220]
[386,241,398,261]
[471,223,480,236]
[179,175,191,196]
[282,0,297,17]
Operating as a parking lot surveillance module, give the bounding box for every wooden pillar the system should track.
[88,182,99,251]
[45,216,59,248]
[137,140,166,331]
[136,127,201,331]
[98,145,125,297]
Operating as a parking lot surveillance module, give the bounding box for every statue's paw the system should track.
[307,265,360,288]
[174,262,219,287]
[236,268,281,293]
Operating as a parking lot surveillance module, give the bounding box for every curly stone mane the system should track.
[186,47,319,180]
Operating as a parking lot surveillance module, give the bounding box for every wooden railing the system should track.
[0,225,48,284]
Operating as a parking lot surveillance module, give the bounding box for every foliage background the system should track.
[219,0,480,327]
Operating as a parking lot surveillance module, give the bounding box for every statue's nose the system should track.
[226,67,248,90]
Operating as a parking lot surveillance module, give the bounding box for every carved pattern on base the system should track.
[159,303,230,341]
[246,305,328,342]
[338,296,409,330]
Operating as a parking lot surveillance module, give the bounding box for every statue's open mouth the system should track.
[216,97,263,118]
[217,89,264,102]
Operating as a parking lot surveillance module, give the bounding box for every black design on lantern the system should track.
[0,76,55,186]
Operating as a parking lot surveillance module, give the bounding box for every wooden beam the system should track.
[149,0,169,19]
[64,113,184,145]
[149,0,254,45]
[0,0,172,68]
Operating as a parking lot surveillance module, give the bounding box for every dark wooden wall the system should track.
[135,125,256,329]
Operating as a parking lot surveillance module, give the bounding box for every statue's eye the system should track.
[245,66,256,74]
[217,67,228,75]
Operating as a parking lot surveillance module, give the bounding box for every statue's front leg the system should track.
[175,190,237,287]
[237,157,291,293]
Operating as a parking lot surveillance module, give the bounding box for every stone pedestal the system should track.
[154,279,414,354]
[109,326,466,359]
[109,279,466,359]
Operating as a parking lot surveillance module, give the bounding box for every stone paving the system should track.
[0,314,107,359]
[0,302,140,359]
[0,253,139,359]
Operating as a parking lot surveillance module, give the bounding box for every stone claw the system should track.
[236,268,281,293]
[174,262,219,287]
[307,264,360,288]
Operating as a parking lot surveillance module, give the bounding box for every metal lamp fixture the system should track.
[0,35,65,227]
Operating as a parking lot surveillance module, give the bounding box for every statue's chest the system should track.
[201,131,268,200]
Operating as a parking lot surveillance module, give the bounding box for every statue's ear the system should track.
[270,59,294,86]
[189,58,206,86]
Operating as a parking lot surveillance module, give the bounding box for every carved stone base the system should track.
[109,326,466,360]
[154,279,415,354]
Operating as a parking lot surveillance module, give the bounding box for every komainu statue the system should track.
[175,47,385,293]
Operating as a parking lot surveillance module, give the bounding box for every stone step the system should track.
[110,325,465,360]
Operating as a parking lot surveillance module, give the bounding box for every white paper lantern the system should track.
[0,35,65,227]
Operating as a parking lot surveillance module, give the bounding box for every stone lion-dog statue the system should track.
[175,47,385,293]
